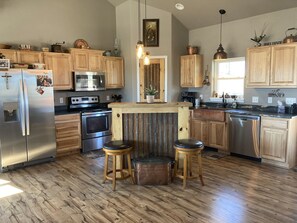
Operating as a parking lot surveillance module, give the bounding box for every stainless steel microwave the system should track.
[74,71,105,91]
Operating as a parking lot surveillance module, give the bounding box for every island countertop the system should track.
[108,102,192,158]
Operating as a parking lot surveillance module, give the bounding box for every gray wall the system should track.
[0,0,118,105]
[0,0,116,50]
[116,0,187,102]
[189,7,297,106]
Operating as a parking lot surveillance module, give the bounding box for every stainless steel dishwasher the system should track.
[228,114,261,158]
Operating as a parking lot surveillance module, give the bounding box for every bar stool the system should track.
[174,139,204,189]
[103,140,134,190]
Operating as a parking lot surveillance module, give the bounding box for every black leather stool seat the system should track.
[174,139,204,149]
[104,140,131,150]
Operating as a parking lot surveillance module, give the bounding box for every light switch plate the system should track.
[285,98,296,105]
[252,96,259,103]
[106,95,110,101]
[59,97,63,104]
[268,97,272,104]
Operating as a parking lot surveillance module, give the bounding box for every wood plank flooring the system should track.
[0,153,296,223]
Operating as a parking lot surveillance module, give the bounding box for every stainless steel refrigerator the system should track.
[0,69,56,172]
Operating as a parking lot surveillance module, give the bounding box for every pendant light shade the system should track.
[214,9,227,60]
[144,51,150,65]
[136,0,143,58]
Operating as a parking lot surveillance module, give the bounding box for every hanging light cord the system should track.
[220,13,222,44]
[138,0,141,41]
[145,0,147,19]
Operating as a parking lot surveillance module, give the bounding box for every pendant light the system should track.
[136,0,144,58]
[143,0,150,65]
[213,9,227,60]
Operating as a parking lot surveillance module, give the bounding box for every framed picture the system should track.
[0,59,10,69]
[143,19,159,47]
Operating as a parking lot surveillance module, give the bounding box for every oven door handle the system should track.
[82,111,112,116]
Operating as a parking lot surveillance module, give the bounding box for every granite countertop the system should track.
[54,106,81,116]
[224,109,297,119]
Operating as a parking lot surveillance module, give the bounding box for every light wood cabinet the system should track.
[55,114,81,157]
[260,117,297,169]
[70,48,105,71]
[190,109,227,150]
[246,43,297,88]
[105,56,124,89]
[44,52,73,90]
[180,54,203,88]
[0,49,18,63]
[17,51,43,64]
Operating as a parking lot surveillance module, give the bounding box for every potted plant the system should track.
[145,84,158,103]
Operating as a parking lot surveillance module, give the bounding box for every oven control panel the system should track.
[70,96,99,104]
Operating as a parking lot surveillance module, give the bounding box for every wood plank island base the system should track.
[108,102,192,158]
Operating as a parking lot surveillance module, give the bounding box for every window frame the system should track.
[212,57,245,100]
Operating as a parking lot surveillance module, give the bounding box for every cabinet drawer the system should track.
[55,122,81,138]
[261,118,288,129]
[193,109,225,122]
[56,136,81,151]
[55,114,80,122]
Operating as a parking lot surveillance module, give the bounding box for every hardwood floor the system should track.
[0,153,296,223]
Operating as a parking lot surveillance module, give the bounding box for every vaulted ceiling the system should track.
[108,0,297,30]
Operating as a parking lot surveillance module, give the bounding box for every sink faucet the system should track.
[222,92,227,107]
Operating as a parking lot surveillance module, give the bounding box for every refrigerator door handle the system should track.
[19,80,26,136]
[23,80,30,136]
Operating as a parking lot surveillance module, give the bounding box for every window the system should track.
[213,57,245,99]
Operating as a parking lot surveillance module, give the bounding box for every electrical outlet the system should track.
[268,97,272,104]
[285,98,296,105]
[59,97,63,104]
[252,96,259,103]
[106,95,110,101]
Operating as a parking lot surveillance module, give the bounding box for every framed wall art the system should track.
[143,19,159,47]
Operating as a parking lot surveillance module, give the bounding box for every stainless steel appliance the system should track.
[69,96,112,153]
[74,71,105,91]
[0,69,56,172]
[228,113,261,158]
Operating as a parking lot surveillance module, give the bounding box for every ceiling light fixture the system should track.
[213,9,227,60]
[136,0,144,58]
[175,3,184,11]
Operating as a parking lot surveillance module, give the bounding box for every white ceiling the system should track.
[108,0,297,30]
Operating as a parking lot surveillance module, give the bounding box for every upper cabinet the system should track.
[0,49,18,63]
[17,51,44,64]
[104,56,124,89]
[180,54,203,88]
[70,48,105,72]
[44,52,73,90]
[246,43,297,88]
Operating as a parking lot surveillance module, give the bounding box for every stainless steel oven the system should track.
[68,96,112,153]
[81,110,112,153]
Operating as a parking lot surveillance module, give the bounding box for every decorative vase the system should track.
[146,95,155,103]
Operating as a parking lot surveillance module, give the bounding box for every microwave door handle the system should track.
[23,80,30,136]
[19,80,26,136]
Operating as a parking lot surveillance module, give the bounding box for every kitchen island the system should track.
[108,102,191,158]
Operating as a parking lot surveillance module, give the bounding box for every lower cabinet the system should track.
[260,117,297,169]
[190,109,227,150]
[55,114,81,157]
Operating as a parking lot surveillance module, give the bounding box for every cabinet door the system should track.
[17,51,43,63]
[55,114,81,157]
[246,47,270,87]
[190,119,208,146]
[71,50,89,71]
[180,55,203,88]
[89,51,105,72]
[105,57,124,89]
[270,44,297,87]
[0,49,17,63]
[260,127,287,162]
[208,121,226,150]
[44,53,73,90]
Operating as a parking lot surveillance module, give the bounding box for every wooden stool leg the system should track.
[127,153,134,184]
[189,154,192,177]
[112,155,117,191]
[174,149,179,177]
[197,152,204,186]
[183,154,187,189]
[120,154,124,179]
[103,153,108,183]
